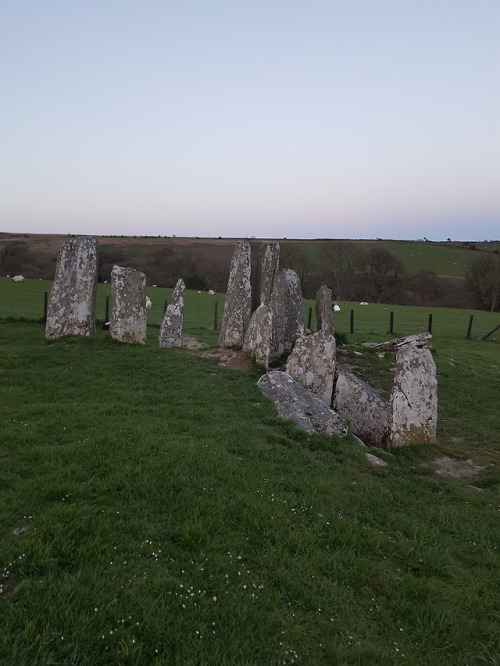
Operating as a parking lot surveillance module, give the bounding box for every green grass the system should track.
[1,296,499,664]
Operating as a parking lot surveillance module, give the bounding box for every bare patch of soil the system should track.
[199,348,251,372]
[182,336,209,350]
[431,456,486,478]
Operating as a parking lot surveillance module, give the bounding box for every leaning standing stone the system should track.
[259,242,280,305]
[268,270,286,362]
[45,236,98,339]
[283,269,305,351]
[316,284,333,335]
[159,278,185,348]
[388,344,437,446]
[219,241,252,348]
[333,370,389,446]
[110,266,147,344]
[286,330,336,405]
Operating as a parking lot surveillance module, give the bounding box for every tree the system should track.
[365,247,405,303]
[321,242,366,300]
[464,254,500,312]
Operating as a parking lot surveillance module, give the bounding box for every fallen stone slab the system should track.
[433,456,485,478]
[257,370,347,437]
[333,370,389,446]
[365,453,388,468]
[362,332,431,351]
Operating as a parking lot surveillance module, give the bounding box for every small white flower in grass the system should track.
[212,596,217,601]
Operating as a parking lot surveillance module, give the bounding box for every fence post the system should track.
[350,309,354,334]
[307,307,312,330]
[428,313,433,334]
[105,296,109,321]
[213,301,219,331]
[466,315,474,339]
[389,311,394,335]
[44,291,48,323]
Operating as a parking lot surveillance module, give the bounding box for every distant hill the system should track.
[1,233,498,308]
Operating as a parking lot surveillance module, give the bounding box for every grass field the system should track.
[1,280,499,664]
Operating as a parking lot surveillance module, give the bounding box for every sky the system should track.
[1,0,499,241]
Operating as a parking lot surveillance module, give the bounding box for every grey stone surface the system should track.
[268,270,286,362]
[286,330,336,405]
[219,241,252,348]
[333,370,389,446]
[259,242,280,305]
[283,269,305,351]
[159,278,185,348]
[363,333,431,351]
[45,236,97,340]
[388,344,437,446]
[110,265,147,344]
[257,370,348,437]
[243,303,273,368]
[316,284,333,335]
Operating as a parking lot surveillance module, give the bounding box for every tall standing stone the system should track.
[259,242,280,305]
[388,343,438,446]
[159,278,185,348]
[268,270,287,362]
[110,265,146,344]
[219,241,252,348]
[45,236,97,340]
[283,269,305,351]
[316,284,333,335]
[286,330,336,405]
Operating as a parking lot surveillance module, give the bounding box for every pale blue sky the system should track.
[1,0,499,240]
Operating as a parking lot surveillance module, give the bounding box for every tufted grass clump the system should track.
[0,321,498,665]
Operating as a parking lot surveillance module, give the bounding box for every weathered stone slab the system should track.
[110,265,146,344]
[257,370,348,437]
[286,330,336,405]
[159,278,185,348]
[259,242,280,305]
[268,270,286,362]
[316,284,333,335]
[283,269,305,351]
[363,333,431,351]
[45,236,97,339]
[388,344,437,446]
[243,303,273,368]
[219,241,252,348]
[333,370,389,446]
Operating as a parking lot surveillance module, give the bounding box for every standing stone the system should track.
[388,344,437,446]
[159,278,185,348]
[283,269,305,351]
[219,241,252,348]
[333,370,389,446]
[110,265,146,344]
[45,236,97,340]
[316,284,333,335]
[259,242,280,305]
[257,370,348,437]
[268,270,286,362]
[243,304,273,368]
[286,330,336,405]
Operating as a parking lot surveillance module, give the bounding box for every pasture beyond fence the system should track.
[0,278,498,343]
